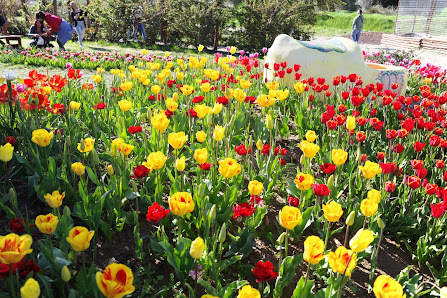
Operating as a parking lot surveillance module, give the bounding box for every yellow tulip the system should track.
[248,180,263,195]
[256,140,263,150]
[169,192,195,216]
[31,129,53,147]
[66,226,94,252]
[359,161,382,179]
[118,99,132,112]
[44,190,65,208]
[294,172,314,190]
[322,201,344,222]
[239,79,252,90]
[96,263,135,298]
[279,206,302,230]
[180,85,194,95]
[276,89,289,101]
[147,151,167,170]
[35,213,59,234]
[0,143,14,162]
[196,131,207,143]
[200,82,211,93]
[71,162,85,176]
[349,228,375,253]
[305,130,318,142]
[213,103,223,115]
[107,165,114,176]
[175,156,186,171]
[218,158,241,178]
[20,278,40,298]
[151,85,161,94]
[266,81,279,90]
[92,75,101,83]
[195,104,211,119]
[166,98,178,112]
[360,199,378,217]
[294,82,305,93]
[0,233,33,264]
[70,101,81,110]
[198,44,204,52]
[303,235,325,265]
[237,285,260,298]
[346,116,356,131]
[151,113,170,133]
[77,138,95,153]
[118,143,134,156]
[331,149,348,165]
[233,89,246,102]
[373,275,406,298]
[328,246,356,277]
[168,132,188,150]
[266,113,273,130]
[190,237,205,259]
[256,94,276,108]
[213,125,225,141]
[367,189,381,204]
[229,46,236,54]
[299,141,320,159]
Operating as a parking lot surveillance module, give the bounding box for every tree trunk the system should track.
[53,0,58,15]
[213,21,219,51]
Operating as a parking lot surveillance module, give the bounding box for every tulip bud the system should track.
[9,187,18,211]
[107,165,114,175]
[132,180,138,193]
[197,184,206,200]
[61,266,71,282]
[63,206,71,217]
[30,118,36,131]
[80,138,85,151]
[377,218,385,229]
[219,223,226,243]
[147,108,152,121]
[327,174,335,187]
[277,232,286,244]
[356,148,361,162]
[346,211,356,226]
[266,113,274,130]
[209,204,217,221]
[92,149,100,164]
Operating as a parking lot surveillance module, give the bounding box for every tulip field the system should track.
[0,45,447,298]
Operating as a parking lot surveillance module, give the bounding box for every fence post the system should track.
[425,0,437,36]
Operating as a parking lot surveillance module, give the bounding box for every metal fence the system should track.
[395,0,447,37]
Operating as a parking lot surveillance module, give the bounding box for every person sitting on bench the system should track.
[29,19,52,48]
[0,15,12,35]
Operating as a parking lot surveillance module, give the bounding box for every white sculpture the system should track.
[264,34,407,96]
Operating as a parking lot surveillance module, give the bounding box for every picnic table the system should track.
[0,35,22,48]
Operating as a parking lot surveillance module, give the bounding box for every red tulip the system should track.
[128,126,142,134]
[426,183,439,195]
[146,202,170,223]
[411,160,424,170]
[313,184,330,197]
[320,163,336,174]
[414,142,426,152]
[436,160,445,169]
[430,203,445,218]
[377,152,385,160]
[251,260,279,283]
[288,196,299,207]
[385,181,395,193]
[408,176,421,189]
[233,202,255,220]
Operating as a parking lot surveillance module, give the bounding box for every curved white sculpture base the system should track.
[264,34,407,96]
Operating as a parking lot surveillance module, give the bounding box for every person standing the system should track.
[36,11,75,50]
[351,10,364,43]
[132,6,146,41]
[70,2,88,47]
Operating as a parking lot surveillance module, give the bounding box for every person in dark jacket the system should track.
[36,11,75,50]
[351,10,364,43]
[132,6,146,41]
[29,19,52,48]
[70,2,88,47]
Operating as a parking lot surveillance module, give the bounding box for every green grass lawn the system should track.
[315,11,396,36]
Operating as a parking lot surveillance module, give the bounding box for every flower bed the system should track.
[0,47,447,297]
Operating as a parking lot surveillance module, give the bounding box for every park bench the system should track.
[0,35,23,48]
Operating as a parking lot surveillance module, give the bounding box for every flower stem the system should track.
[285,229,289,258]
[9,264,16,298]
[304,262,311,287]
[324,222,332,249]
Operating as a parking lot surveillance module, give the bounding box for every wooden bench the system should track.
[0,35,23,48]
